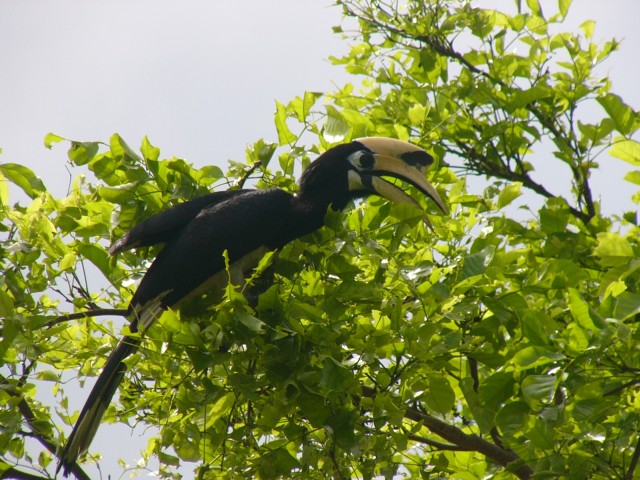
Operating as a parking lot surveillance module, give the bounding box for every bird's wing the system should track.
[109,190,251,255]
[58,189,293,475]
[129,188,293,311]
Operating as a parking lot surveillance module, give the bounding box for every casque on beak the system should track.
[350,137,448,220]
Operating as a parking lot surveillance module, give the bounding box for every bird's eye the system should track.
[350,151,375,170]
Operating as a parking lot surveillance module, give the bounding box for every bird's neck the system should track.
[269,194,337,248]
[295,195,335,232]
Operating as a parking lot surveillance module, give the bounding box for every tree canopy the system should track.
[1,0,640,479]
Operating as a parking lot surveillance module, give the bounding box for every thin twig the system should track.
[235,161,262,189]
[406,433,471,451]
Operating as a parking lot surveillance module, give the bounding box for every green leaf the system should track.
[496,401,529,437]
[110,133,141,162]
[613,291,640,321]
[425,376,455,415]
[0,163,46,198]
[325,408,357,450]
[610,139,640,165]
[623,170,640,185]
[158,451,180,467]
[58,253,76,272]
[324,105,350,142]
[521,375,557,410]
[44,132,65,149]
[319,357,351,392]
[498,182,522,208]
[0,288,15,316]
[235,310,265,333]
[462,246,495,278]
[512,346,565,369]
[0,170,8,205]
[76,244,112,279]
[479,372,515,408]
[526,0,542,16]
[408,104,427,125]
[141,136,160,161]
[568,288,602,330]
[540,201,569,233]
[598,94,637,135]
[68,141,99,166]
[257,445,300,478]
[594,232,634,259]
[557,0,572,18]
[98,183,137,204]
[520,310,558,346]
[209,392,235,423]
[274,100,297,145]
[508,85,552,110]
[579,20,595,39]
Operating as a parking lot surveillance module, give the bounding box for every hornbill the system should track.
[57,137,447,475]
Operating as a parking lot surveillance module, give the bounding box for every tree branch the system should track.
[362,386,534,480]
[45,308,129,328]
[1,465,49,480]
[627,435,640,480]
[0,374,91,480]
[235,161,262,189]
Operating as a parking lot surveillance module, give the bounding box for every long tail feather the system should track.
[57,335,139,476]
[57,300,164,476]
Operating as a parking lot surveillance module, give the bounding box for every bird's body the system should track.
[58,138,447,475]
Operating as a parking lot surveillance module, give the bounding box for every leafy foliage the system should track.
[1,0,640,479]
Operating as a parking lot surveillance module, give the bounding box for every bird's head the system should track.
[299,137,448,217]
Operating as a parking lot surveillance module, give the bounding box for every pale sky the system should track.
[1,1,638,478]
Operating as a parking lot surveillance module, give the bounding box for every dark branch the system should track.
[362,387,534,480]
[0,374,91,480]
[45,308,129,328]
[1,465,49,480]
[235,161,262,189]
[627,435,640,480]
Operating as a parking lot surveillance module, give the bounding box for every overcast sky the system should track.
[1,1,638,478]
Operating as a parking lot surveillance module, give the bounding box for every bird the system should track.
[57,137,447,475]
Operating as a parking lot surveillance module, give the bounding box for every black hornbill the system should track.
[57,137,447,475]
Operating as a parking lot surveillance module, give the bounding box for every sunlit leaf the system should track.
[0,171,8,206]
[558,0,572,18]
[521,375,557,410]
[44,132,65,149]
[275,100,297,145]
[0,163,46,198]
[610,139,640,165]
[498,182,522,208]
[598,94,637,135]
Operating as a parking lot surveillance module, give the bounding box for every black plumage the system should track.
[58,137,447,475]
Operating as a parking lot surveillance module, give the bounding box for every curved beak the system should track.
[352,137,448,216]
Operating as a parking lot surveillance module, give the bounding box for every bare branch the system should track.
[362,387,534,480]
[45,308,129,328]
[235,161,262,189]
